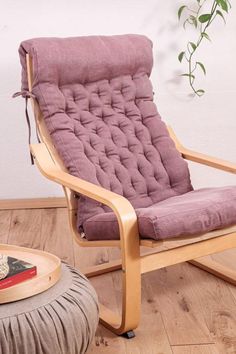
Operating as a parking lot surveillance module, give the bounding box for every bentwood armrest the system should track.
[179,147,236,174]
[30,143,138,241]
[168,126,236,174]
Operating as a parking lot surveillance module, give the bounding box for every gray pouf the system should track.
[0,263,99,354]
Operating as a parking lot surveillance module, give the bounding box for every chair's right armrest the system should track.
[30,143,138,245]
[168,126,236,174]
[178,147,236,174]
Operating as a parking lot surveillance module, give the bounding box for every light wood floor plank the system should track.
[0,210,12,243]
[183,261,236,354]
[106,248,173,354]
[40,208,74,266]
[211,249,236,272]
[87,326,126,353]
[147,263,213,345]
[125,274,173,354]
[211,249,236,303]
[8,209,42,249]
[86,275,127,354]
[73,243,127,353]
[172,344,219,354]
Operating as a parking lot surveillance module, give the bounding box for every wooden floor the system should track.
[1,208,236,354]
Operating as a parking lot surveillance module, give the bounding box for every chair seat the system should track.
[83,186,236,240]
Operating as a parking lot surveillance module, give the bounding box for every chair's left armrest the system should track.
[30,143,136,218]
[168,126,236,174]
[30,143,139,247]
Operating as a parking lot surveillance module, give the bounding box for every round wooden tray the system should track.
[0,244,61,304]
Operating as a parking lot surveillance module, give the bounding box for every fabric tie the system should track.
[12,91,40,164]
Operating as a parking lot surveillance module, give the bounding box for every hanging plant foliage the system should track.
[178,0,231,96]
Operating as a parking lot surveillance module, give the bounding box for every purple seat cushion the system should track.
[19,35,193,239]
[83,186,236,240]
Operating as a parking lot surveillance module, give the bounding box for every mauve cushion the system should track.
[18,35,192,239]
[83,186,236,240]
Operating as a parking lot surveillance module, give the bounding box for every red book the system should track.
[0,256,37,290]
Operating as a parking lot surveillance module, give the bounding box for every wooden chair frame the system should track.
[26,55,236,337]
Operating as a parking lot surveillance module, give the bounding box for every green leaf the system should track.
[189,42,197,51]
[190,15,198,28]
[216,10,226,23]
[181,73,195,79]
[178,5,186,20]
[216,0,228,12]
[196,61,206,75]
[178,51,185,63]
[222,0,228,11]
[199,13,211,23]
[226,0,232,9]
[201,32,211,41]
[196,89,205,95]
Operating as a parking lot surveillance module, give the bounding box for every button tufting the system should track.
[40,65,192,236]
[134,131,139,139]
[114,169,120,181]
[104,148,109,157]
[110,134,116,144]
[130,179,135,188]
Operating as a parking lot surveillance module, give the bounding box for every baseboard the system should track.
[0,197,67,210]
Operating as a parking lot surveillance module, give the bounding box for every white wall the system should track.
[0,0,235,199]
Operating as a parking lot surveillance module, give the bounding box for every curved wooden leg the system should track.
[83,255,141,335]
[82,259,122,278]
[91,207,142,336]
[98,249,141,335]
[189,256,236,285]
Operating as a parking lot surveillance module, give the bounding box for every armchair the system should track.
[17,35,236,338]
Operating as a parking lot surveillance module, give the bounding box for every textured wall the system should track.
[0,0,235,199]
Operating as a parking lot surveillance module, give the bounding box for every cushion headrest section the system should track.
[19,34,153,90]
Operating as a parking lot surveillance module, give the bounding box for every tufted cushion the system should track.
[83,186,236,240]
[19,35,193,239]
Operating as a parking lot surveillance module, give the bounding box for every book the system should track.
[0,254,37,290]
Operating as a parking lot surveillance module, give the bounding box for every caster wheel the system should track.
[122,330,135,339]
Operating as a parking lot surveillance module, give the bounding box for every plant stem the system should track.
[187,0,218,95]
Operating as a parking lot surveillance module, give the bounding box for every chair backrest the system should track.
[19,35,192,229]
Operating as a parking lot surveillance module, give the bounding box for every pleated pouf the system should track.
[0,263,99,354]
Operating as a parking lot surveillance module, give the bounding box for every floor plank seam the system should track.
[171,342,216,347]
[159,308,174,353]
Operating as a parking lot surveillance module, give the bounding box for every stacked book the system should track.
[0,254,37,290]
